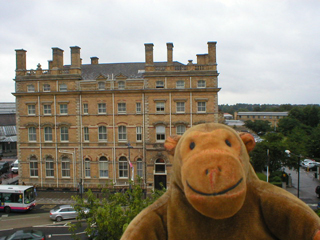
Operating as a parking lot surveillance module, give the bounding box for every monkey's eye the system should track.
[190,142,195,150]
[225,140,232,147]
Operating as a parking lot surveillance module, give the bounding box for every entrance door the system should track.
[154,175,167,190]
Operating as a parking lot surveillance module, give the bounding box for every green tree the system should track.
[69,179,166,240]
[250,132,289,173]
[244,120,272,134]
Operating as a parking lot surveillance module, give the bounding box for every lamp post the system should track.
[285,150,300,198]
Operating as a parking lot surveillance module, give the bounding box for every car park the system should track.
[0,229,46,240]
[0,161,9,174]
[49,205,88,222]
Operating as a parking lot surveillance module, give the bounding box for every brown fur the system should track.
[121,123,320,240]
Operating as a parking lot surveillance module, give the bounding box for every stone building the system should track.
[13,42,220,192]
[234,112,288,129]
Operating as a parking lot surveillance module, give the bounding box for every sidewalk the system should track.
[36,191,78,204]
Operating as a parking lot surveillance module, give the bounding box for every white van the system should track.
[11,159,19,174]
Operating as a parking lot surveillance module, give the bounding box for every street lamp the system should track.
[285,150,301,198]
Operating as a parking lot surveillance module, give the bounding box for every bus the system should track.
[0,185,36,213]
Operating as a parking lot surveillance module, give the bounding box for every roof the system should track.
[0,114,16,125]
[0,126,16,137]
[225,120,245,126]
[78,61,185,80]
[0,102,16,114]
[237,112,288,116]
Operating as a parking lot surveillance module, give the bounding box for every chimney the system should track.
[51,47,64,69]
[91,57,99,65]
[15,49,27,71]
[144,43,154,71]
[166,43,174,65]
[207,41,217,65]
[70,46,81,68]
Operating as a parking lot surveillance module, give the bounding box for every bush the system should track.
[69,178,166,240]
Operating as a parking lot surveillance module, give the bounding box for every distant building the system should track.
[13,42,220,191]
[234,112,288,128]
[0,102,17,156]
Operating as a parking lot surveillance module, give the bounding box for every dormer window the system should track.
[98,82,105,90]
[118,81,125,89]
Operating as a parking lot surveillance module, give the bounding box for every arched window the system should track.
[118,126,127,142]
[45,156,54,177]
[85,158,91,178]
[119,156,128,178]
[137,158,143,178]
[155,159,166,173]
[98,126,107,141]
[176,125,186,135]
[30,156,38,177]
[99,156,108,178]
[61,156,70,177]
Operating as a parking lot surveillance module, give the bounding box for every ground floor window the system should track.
[119,156,128,178]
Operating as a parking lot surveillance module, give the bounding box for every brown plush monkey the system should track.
[121,123,320,240]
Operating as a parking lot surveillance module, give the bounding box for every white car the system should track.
[11,159,19,173]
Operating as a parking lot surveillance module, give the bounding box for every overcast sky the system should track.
[1,0,319,105]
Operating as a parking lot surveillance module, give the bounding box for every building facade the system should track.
[234,112,288,129]
[13,42,220,192]
[0,102,17,157]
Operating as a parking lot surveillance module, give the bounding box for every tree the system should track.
[69,179,166,240]
[244,120,272,134]
[250,132,289,173]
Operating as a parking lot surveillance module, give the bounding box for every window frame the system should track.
[98,103,106,114]
[156,102,165,113]
[176,80,185,89]
[118,126,127,142]
[44,127,53,142]
[27,84,35,92]
[197,80,206,88]
[61,156,70,178]
[43,104,51,115]
[43,84,51,92]
[119,156,128,178]
[156,125,166,142]
[60,104,68,115]
[136,102,141,114]
[59,83,67,92]
[137,158,143,178]
[85,158,91,178]
[156,81,164,88]
[136,126,142,142]
[83,103,88,114]
[28,127,37,142]
[197,101,206,113]
[45,157,54,178]
[118,81,125,89]
[30,158,38,177]
[84,127,89,141]
[28,105,36,115]
[176,125,186,135]
[60,126,69,142]
[98,126,107,141]
[99,156,108,178]
[118,103,126,114]
[98,81,105,90]
[176,102,185,113]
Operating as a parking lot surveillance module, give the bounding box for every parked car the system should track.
[0,229,46,240]
[316,186,320,198]
[0,161,9,174]
[49,205,88,222]
[11,159,19,173]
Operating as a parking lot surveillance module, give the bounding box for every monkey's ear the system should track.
[164,135,181,156]
[239,132,256,153]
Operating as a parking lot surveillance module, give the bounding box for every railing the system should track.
[25,69,70,75]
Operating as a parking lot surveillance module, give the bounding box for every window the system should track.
[27,85,35,92]
[156,125,165,141]
[30,157,38,177]
[28,127,37,142]
[177,125,186,135]
[60,104,68,115]
[118,103,126,114]
[137,158,143,178]
[98,103,106,114]
[98,126,107,141]
[43,84,50,92]
[156,81,164,88]
[197,102,206,113]
[61,156,70,177]
[59,83,67,91]
[44,127,52,142]
[28,105,36,115]
[118,126,127,142]
[176,80,185,89]
[118,81,125,89]
[197,80,206,88]
[176,102,185,113]
[85,158,90,178]
[45,156,54,177]
[98,82,105,90]
[136,126,142,142]
[60,127,69,142]
[156,102,165,113]
[99,156,108,177]
[119,156,128,178]
[84,127,89,141]
[136,102,141,113]
[43,104,51,115]
[155,158,166,173]
[83,103,88,114]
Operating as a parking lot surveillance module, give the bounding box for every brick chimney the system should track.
[15,49,27,71]
[51,47,64,69]
[208,41,217,66]
[70,46,81,68]
[144,43,154,71]
[166,43,174,71]
[91,57,99,65]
